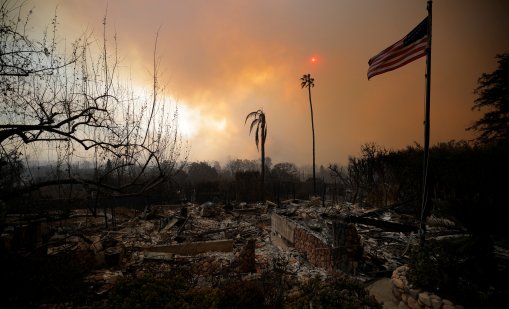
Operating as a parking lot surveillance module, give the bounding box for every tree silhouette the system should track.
[272,162,299,182]
[301,73,316,195]
[0,1,186,204]
[468,53,509,144]
[245,109,267,201]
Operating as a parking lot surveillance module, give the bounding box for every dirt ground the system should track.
[366,278,399,309]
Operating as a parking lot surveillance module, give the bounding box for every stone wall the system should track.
[391,265,464,309]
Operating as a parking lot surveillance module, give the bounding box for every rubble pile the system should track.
[272,201,417,275]
[358,226,414,271]
[2,197,475,307]
[238,238,256,273]
[2,203,333,297]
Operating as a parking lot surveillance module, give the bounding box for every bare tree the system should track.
[0,0,186,206]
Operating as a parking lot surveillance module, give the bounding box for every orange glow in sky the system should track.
[34,0,509,166]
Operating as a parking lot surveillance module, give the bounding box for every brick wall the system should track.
[272,214,362,274]
[294,227,335,272]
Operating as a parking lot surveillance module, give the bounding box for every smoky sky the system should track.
[32,0,509,166]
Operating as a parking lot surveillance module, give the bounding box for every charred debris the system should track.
[0,198,469,306]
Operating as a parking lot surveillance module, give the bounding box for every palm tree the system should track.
[301,73,316,196]
[245,109,268,201]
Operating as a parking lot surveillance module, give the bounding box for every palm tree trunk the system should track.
[308,86,316,195]
[261,138,265,202]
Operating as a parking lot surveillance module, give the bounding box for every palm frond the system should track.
[301,74,315,88]
[249,118,260,134]
[245,109,267,152]
[245,111,258,124]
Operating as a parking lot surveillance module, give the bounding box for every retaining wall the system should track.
[391,265,464,309]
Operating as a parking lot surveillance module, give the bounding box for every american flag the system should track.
[368,17,428,80]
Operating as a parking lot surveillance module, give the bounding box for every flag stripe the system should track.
[368,47,427,79]
[368,17,428,80]
[368,38,427,79]
[369,37,426,68]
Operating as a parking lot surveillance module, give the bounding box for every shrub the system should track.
[218,280,265,309]
[408,237,506,307]
[290,275,381,309]
[0,251,95,307]
[106,276,181,308]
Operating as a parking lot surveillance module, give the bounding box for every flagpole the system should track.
[420,0,432,247]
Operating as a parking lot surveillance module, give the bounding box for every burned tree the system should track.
[245,109,267,201]
[0,0,186,211]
